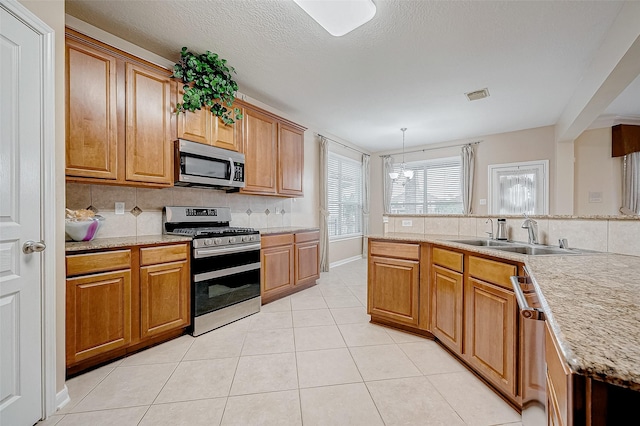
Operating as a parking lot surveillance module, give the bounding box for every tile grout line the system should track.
[219,320,251,424]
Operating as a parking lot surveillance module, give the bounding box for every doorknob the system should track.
[23,240,46,254]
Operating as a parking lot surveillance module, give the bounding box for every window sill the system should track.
[329,234,363,243]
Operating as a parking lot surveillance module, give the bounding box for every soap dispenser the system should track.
[495,218,508,240]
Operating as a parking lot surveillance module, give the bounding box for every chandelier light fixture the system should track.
[292,0,377,37]
[389,128,414,186]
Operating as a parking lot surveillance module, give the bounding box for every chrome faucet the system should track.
[485,218,494,239]
[521,214,539,244]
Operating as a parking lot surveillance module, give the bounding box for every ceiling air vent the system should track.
[465,88,490,101]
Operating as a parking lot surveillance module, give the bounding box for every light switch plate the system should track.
[402,220,412,227]
[115,202,125,215]
[383,216,389,223]
[479,198,487,205]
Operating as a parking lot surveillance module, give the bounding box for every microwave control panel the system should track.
[233,163,244,182]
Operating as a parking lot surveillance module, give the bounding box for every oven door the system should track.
[192,243,261,317]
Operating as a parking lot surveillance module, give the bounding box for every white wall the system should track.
[574,127,623,215]
[370,125,557,233]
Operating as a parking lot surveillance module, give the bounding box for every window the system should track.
[328,152,363,238]
[488,160,549,215]
[390,157,463,214]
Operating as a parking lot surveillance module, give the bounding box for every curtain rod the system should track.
[385,140,482,157]
[316,133,369,156]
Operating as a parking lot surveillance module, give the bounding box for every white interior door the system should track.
[0,5,45,426]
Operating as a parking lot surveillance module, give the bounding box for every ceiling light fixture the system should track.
[389,128,413,186]
[293,0,377,37]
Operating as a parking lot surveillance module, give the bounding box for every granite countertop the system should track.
[258,226,320,235]
[65,234,192,252]
[369,232,640,390]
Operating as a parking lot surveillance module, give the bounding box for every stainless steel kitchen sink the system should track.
[446,239,515,247]
[487,245,580,255]
[446,239,583,255]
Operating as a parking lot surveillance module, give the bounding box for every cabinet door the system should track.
[368,256,420,327]
[295,240,319,285]
[464,277,517,397]
[140,260,190,339]
[431,265,463,354]
[65,38,119,180]
[177,106,211,145]
[242,107,277,194]
[277,123,304,196]
[125,63,175,185]
[212,103,243,152]
[66,270,131,365]
[261,244,294,301]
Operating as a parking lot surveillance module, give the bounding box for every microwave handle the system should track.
[229,157,234,185]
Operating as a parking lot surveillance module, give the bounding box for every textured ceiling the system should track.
[65,0,628,151]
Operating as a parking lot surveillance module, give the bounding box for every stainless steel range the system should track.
[163,206,261,336]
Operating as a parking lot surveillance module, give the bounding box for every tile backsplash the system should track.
[66,183,292,239]
[384,215,640,257]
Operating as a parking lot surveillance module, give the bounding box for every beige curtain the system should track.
[621,152,640,215]
[362,154,370,256]
[461,144,475,214]
[319,137,330,271]
[382,155,393,214]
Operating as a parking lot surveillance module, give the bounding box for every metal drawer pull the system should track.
[510,275,545,320]
[194,243,261,258]
[194,262,261,282]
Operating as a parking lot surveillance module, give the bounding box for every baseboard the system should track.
[330,254,364,269]
[56,385,70,411]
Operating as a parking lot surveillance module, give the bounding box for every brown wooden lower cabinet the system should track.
[65,242,190,374]
[431,265,464,354]
[140,260,189,339]
[464,277,517,397]
[368,256,420,327]
[66,269,132,364]
[261,230,319,303]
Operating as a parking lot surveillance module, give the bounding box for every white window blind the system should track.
[390,157,463,214]
[328,152,363,237]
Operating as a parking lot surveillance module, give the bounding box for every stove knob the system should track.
[229,237,236,244]
[242,235,252,242]
[205,239,213,246]
[214,238,222,245]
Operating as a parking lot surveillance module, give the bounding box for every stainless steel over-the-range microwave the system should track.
[174,139,245,190]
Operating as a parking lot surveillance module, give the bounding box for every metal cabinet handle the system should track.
[23,240,46,254]
[510,275,544,320]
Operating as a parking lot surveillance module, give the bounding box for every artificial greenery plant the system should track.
[173,47,243,125]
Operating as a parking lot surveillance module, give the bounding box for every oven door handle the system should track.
[194,262,261,282]
[194,243,261,258]
[510,275,545,321]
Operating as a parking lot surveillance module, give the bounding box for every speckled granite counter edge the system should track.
[369,233,640,390]
[65,235,192,252]
[384,213,640,221]
[258,227,320,235]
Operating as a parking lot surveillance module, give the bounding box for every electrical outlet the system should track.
[383,216,389,223]
[115,202,125,215]
[402,220,412,227]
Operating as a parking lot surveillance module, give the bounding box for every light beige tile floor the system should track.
[42,259,521,426]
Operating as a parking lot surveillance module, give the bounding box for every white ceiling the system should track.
[65,0,631,152]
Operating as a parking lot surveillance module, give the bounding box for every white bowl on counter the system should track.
[65,215,104,242]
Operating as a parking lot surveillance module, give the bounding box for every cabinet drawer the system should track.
[140,244,188,266]
[294,230,320,243]
[432,247,463,272]
[261,233,294,249]
[66,249,131,276]
[468,256,517,288]
[370,241,419,260]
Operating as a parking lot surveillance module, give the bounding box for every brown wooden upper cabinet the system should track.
[65,29,176,187]
[241,103,306,197]
[176,89,243,152]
